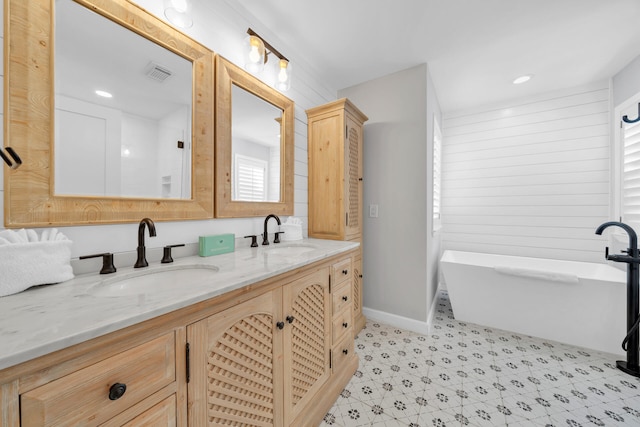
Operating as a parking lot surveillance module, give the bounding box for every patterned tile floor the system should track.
[321,290,640,426]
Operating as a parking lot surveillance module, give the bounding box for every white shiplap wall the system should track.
[441,82,610,263]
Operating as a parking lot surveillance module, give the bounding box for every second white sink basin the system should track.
[89,265,219,297]
[264,244,317,257]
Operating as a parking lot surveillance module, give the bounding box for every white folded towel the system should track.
[0,229,74,297]
[494,266,578,284]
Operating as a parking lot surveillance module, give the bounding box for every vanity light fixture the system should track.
[163,0,193,29]
[244,28,292,91]
[513,74,533,85]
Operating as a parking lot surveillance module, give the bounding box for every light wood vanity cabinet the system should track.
[0,250,358,427]
[308,98,368,333]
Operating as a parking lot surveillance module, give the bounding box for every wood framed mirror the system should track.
[4,0,214,227]
[215,56,294,218]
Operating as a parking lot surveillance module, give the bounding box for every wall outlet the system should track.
[369,204,379,218]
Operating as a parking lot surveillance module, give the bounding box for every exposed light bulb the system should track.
[276,59,291,91]
[278,60,289,83]
[249,45,261,64]
[244,35,265,73]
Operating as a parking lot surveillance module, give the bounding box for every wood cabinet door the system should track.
[281,268,331,424]
[187,290,284,426]
[344,114,363,241]
[308,111,345,240]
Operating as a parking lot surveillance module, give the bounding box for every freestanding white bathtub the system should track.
[440,250,627,356]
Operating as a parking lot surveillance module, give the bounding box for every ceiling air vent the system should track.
[144,62,172,83]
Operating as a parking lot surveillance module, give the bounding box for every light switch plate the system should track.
[369,204,379,218]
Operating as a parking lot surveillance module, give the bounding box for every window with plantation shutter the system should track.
[234,154,267,201]
[623,118,640,227]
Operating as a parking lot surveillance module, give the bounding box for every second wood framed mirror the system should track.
[215,56,294,218]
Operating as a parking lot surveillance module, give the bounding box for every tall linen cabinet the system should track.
[307,98,368,333]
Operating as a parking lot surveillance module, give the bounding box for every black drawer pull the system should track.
[342,269,348,275]
[286,315,295,324]
[108,383,127,401]
[342,296,348,302]
[342,322,348,328]
[342,349,348,355]
[276,321,285,330]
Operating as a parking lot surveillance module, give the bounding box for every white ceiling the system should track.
[236,0,640,112]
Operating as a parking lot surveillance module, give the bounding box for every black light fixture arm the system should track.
[247,28,289,62]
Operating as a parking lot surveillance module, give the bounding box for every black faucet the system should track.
[595,221,640,377]
[134,218,157,268]
[262,214,281,245]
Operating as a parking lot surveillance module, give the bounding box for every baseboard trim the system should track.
[362,307,429,335]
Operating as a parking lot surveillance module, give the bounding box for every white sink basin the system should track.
[88,265,219,297]
[264,244,317,257]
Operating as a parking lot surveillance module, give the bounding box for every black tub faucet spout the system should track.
[595,220,640,377]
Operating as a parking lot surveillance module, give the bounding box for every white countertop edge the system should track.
[0,239,359,371]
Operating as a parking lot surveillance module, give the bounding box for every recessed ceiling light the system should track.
[513,75,533,85]
[95,90,113,98]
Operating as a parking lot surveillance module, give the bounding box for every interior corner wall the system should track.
[339,64,430,323]
[613,54,640,106]
[426,69,442,315]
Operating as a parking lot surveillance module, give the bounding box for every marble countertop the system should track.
[0,238,359,371]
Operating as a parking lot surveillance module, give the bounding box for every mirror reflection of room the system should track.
[54,0,193,199]
[231,84,283,202]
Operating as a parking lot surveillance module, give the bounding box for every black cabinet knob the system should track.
[276,321,285,330]
[108,383,127,400]
[342,322,348,328]
[342,296,348,302]
[342,269,348,275]
[342,349,348,355]
[286,315,295,324]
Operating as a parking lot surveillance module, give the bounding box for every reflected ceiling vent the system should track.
[144,62,173,82]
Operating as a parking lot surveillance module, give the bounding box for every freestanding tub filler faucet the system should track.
[595,220,640,377]
[134,217,157,268]
[262,214,281,245]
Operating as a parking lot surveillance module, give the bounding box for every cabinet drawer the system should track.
[21,333,176,427]
[332,281,352,315]
[122,394,176,427]
[332,306,353,344]
[332,334,355,374]
[332,258,352,288]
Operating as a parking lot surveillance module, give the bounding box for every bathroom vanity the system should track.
[0,239,358,426]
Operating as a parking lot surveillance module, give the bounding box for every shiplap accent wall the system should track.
[441,82,610,263]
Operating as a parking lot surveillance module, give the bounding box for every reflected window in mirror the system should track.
[231,84,283,203]
[54,0,193,199]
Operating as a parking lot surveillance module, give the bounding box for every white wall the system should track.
[0,0,336,260]
[613,54,640,107]
[339,64,441,325]
[441,82,610,263]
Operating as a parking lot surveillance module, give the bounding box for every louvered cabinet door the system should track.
[281,268,331,424]
[187,290,284,427]
[344,114,363,241]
